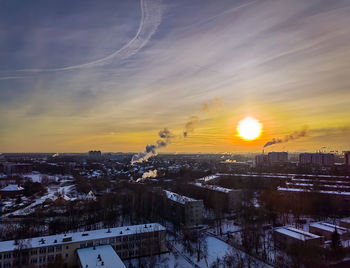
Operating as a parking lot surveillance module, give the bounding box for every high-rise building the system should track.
[88,150,102,160]
[299,153,334,167]
[268,152,288,165]
[345,151,350,166]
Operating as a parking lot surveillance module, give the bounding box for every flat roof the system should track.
[164,190,198,204]
[191,182,234,193]
[0,223,166,253]
[310,222,348,234]
[77,245,125,268]
[275,226,320,241]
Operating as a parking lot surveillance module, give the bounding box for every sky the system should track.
[0,0,350,153]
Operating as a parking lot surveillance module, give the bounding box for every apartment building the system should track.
[274,226,323,249]
[0,223,167,268]
[187,182,241,211]
[309,222,350,240]
[162,190,204,226]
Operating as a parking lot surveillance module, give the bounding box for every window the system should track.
[65,254,68,258]
[47,255,54,262]
[39,256,46,263]
[48,246,54,253]
[4,262,12,268]
[65,246,69,250]
[3,253,11,259]
[39,248,46,254]
[80,243,86,248]
[30,258,38,264]
[55,246,62,252]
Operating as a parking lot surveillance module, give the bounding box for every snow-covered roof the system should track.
[309,222,348,234]
[275,226,320,241]
[341,217,350,224]
[278,187,350,196]
[0,184,24,191]
[164,190,198,204]
[0,223,166,253]
[191,182,233,193]
[77,245,126,268]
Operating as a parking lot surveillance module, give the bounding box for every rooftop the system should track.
[0,184,24,191]
[275,226,320,241]
[191,182,233,193]
[309,222,349,234]
[77,245,126,268]
[0,223,166,253]
[164,190,198,204]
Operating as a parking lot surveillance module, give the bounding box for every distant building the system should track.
[0,184,24,198]
[88,151,102,161]
[187,182,241,211]
[0,223,167,268]
[299,153,335,167]
[274,226,323,249]
[345,151,350,166]
[4,163,32,176]
[77,245,126,268]
[162,190,204,226]
[309,222,350,240]
[255,154,269,167]
[268,152,288,165]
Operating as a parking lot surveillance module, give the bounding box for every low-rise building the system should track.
[0,184,24,198]
[77,245,126,268]
[187,182,241,211]
[274,226,323,249]
[0,223,167,268]
[162,190,204,226]
[309,222,350,240]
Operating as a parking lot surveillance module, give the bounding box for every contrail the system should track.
[1,0,162,73]
[264,127,308,148]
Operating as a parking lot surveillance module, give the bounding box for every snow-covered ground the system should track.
[7,184,75,216]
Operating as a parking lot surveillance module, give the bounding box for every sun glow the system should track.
[237,117,262,140]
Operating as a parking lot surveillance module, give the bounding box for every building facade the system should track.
[274,226,323,249]
[0,223,167,268]
[299,153,335,167]
[162,190,204,226]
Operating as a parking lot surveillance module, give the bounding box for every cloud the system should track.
[0,0,163,73]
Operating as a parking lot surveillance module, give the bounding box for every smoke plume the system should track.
[264,127,308,148]
[131,128,173,164]
[201,98,225,112]
[136,169,158,182]
[183,116,200,137]
[183,98,224,137]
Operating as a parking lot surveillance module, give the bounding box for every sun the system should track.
[237,117,262,140]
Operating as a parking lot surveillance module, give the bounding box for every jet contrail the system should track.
[1,0,162,73]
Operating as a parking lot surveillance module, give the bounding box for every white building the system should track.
[0,223,167,268]
[77,245,126,268]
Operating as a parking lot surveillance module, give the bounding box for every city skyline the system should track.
[1,0,350,153]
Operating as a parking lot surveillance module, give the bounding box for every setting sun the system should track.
[237,117,262,140]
